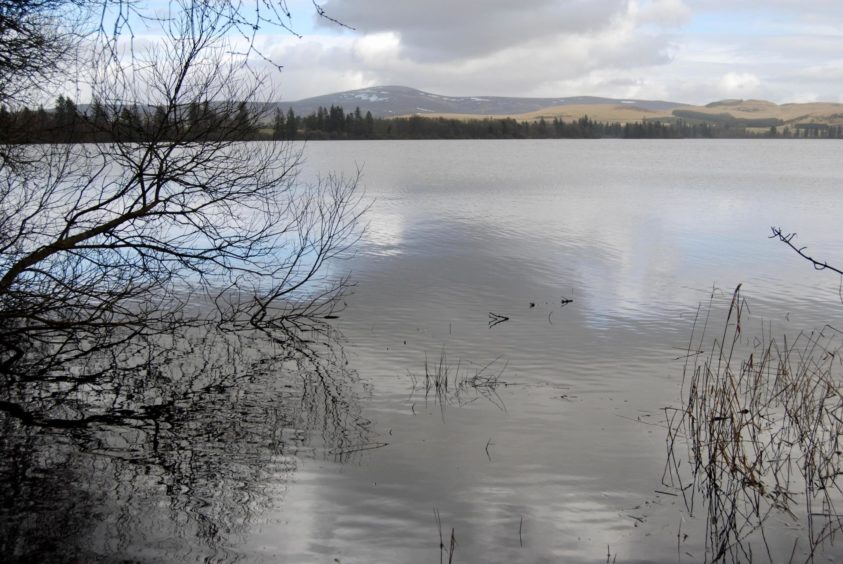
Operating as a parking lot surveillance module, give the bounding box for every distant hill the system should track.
[673,99,843,128]
[410,97,843,129]
[277,87,843,130]
[280,85,682,118]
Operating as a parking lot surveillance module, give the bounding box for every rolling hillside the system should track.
[280,86,843,129]
[281,85,681,118]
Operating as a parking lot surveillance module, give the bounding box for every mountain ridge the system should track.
[281,85,682,118]
[279,86,843,128]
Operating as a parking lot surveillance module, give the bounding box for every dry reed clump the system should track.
[409,351,507,412]
[664,285,843,563]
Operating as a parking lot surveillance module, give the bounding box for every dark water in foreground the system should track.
[3,140,843,562]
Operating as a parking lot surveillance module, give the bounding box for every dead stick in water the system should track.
[519,515,524,547]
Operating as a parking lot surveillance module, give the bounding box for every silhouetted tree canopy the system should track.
[0,1,364,380]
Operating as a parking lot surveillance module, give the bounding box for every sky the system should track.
[246,0,843,104]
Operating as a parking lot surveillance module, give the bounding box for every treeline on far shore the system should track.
[278,105,843,140]
[3,98,843,143]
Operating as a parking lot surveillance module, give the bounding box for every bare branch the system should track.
[770,226,843,276]
[0,1,366,379]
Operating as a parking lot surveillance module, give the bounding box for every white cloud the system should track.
[718,72,761,96]
[352,32,402,65]
[790,91,819,104]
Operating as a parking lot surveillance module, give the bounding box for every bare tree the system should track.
[0,1,364,379]
[0,0,87,105]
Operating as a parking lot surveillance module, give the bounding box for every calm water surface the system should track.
[3,140,843,563]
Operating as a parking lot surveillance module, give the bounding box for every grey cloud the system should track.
[274,0,843,103]
[319,0,629,61]
[344,36,669,99]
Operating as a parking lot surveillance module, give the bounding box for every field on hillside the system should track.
[401,99,843,127]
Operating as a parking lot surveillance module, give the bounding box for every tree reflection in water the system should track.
[0,325,369,562]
